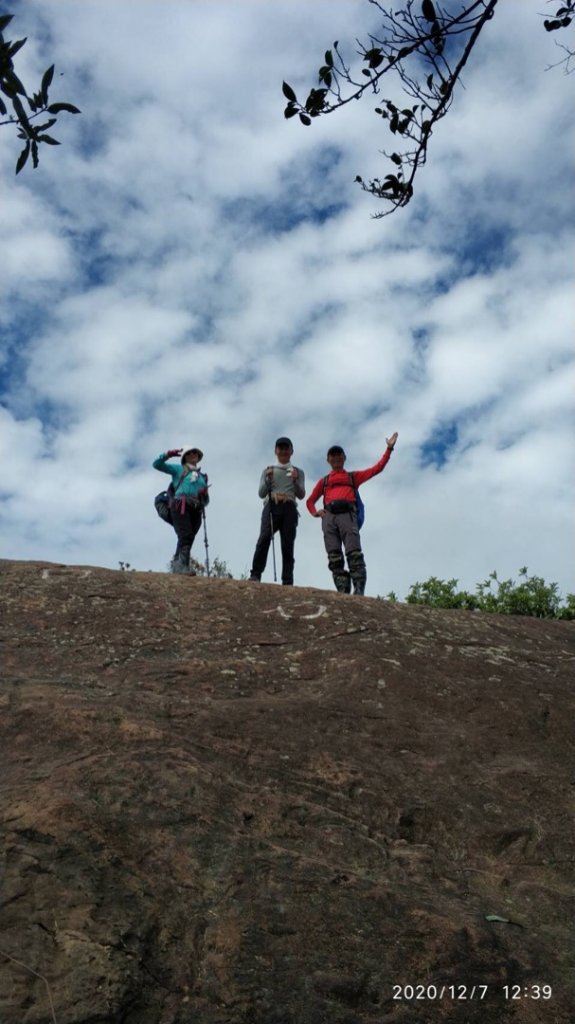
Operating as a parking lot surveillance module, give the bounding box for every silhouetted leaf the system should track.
[324,49,334,67]
[319,66,332,87]
[391,152,402,165]
[11,94,30,126]
[34,119,57,132]
[431,22,444,53]
[365,47,383,68]
[41,64,55,103]
[282,81,296,101]
[47,102,81,114]
[8,37,27,58]
[284,105,298,119]
[305,87,327,113]
[37,134,60,144]
[299,112,311,126]
[15,141,30,174]
[3,69,26,96]
[422,0,436,22]
[0,13,14,31]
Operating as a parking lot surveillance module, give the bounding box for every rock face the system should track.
[0,560,574,1024]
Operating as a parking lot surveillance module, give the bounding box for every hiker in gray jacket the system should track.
[249,437,305,585]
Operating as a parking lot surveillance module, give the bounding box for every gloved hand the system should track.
[166,448,182,458]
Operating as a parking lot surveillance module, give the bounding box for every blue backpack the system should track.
[322,472,365,529]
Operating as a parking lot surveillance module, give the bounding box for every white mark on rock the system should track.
[263,604,327,620]
[301,605,327,620]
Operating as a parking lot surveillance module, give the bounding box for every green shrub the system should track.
[401,568,573,619]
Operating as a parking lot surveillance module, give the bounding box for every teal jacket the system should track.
[153,454,208,499]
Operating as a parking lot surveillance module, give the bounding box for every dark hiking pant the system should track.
[170,501,202,572]
[321,509,367,595]
[251,500,298,584]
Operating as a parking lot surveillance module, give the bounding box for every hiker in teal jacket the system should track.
[153,445,208,574]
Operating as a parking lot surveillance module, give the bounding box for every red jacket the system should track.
[306,449,393,516]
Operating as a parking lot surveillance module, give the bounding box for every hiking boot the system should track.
[172,545,192,574]
[332,571,352,594]
[249,573,261,582]
[328,552,350,594]
[172,561,189,575]
[348,550,366,596]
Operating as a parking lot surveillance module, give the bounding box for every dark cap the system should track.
[327,445,345,457]
[275,436,293,449]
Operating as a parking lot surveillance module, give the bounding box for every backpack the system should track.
[322,472,365,529]
[154,484,174,524]
[154,471,209,525]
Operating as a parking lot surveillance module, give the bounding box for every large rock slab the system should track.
[0,560,573,1023]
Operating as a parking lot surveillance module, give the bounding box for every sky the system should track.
[1,0,573,601]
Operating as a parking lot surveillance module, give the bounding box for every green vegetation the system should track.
[190,556,233,578]
[385,568,574,619]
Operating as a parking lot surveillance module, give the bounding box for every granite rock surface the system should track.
[1,560,573,1024]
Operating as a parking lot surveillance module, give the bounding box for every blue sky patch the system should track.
[420,418,458,468]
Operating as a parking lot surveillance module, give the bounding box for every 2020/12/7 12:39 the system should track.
[392,983,553,1001]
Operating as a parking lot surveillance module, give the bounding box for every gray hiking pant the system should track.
[321,510,366,594]
[322,509,361,557]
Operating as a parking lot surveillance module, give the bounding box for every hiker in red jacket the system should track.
[306,433,398,595]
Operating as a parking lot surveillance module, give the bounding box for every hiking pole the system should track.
[266,474,277,583]
[202,508,211,578]
[269,504,277,582]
